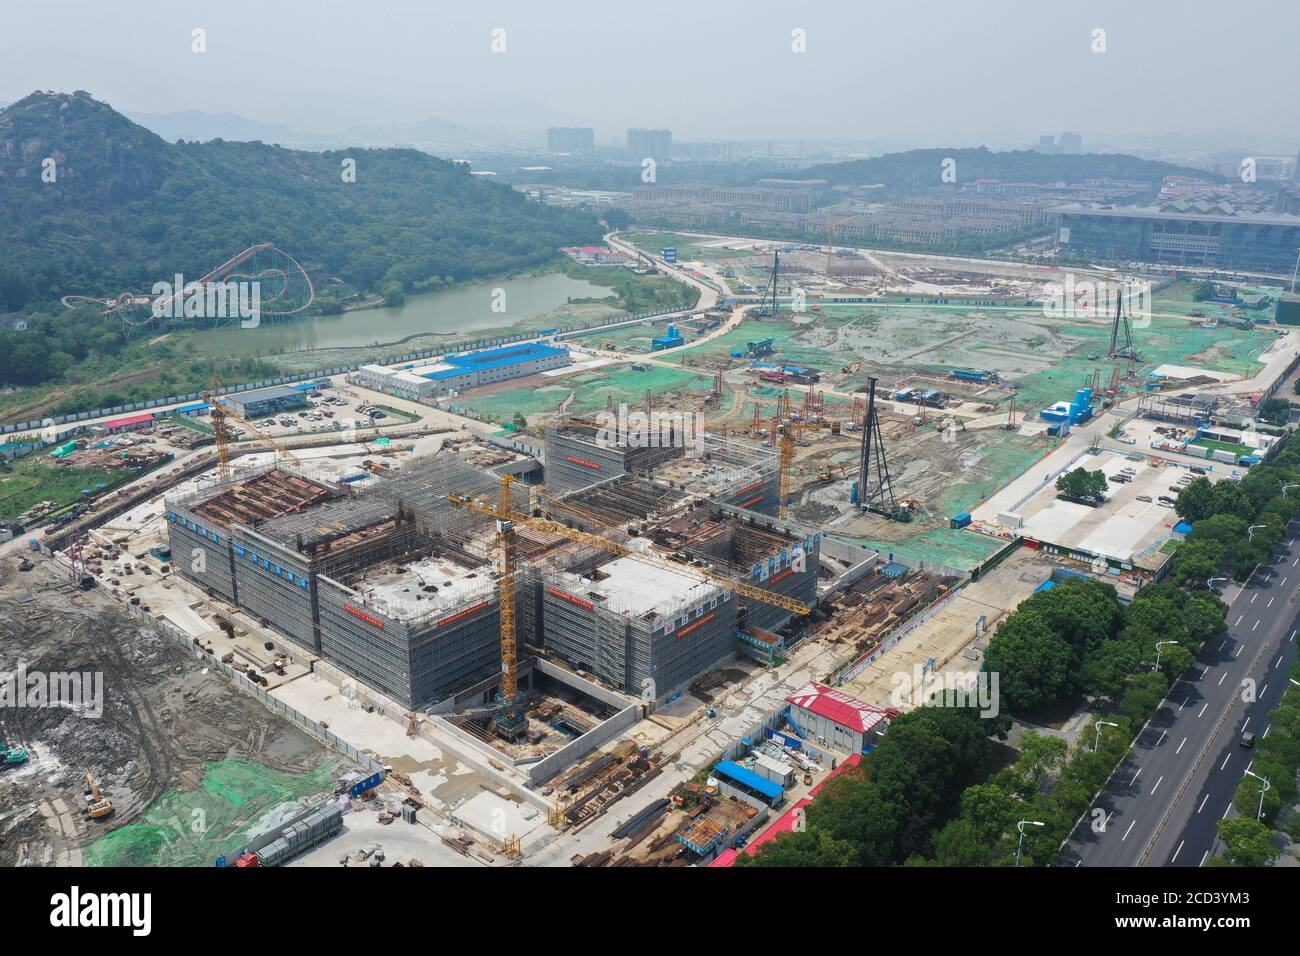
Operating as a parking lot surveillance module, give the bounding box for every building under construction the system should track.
[166,457,525,708]
[165,435,817,712]
[546,420,781,517]
[532,479,819,696]
[649,433,781,516]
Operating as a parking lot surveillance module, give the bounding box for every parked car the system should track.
[1241,731,1256,748]
[1136,495,1152,503]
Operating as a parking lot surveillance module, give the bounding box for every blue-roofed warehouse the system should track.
[353,342,572,400]
[418,343,571,394]
[711,760,784,809]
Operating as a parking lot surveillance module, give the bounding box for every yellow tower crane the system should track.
[777,419,843,519]
[203,376,303,481]
[448,476,812,737]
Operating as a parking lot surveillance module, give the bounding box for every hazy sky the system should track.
[2,0,1296,150]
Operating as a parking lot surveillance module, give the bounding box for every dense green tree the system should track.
[1215,818,1279,866]
[1119,671,1169,723]
[736,828,857,867]
[1174,476,1216,521]
[984,612,1074,712]
[1055,467,1108,503]
[1257,398,1291,426]
[928,818,993,867]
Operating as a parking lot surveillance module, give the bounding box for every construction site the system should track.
[0,552,351,868]
[8,223,1296,870]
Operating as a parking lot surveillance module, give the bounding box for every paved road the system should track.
[1062,523,1300,867]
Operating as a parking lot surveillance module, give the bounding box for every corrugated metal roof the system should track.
[712,760,783,800]
[225,384,304,405]
[425,343,568,380]
[785,681,893,735]
[104,413,155,428]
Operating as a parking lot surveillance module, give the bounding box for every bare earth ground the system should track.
[0,553,346,867]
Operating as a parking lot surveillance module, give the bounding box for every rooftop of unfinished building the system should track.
[653,454,769,493]
[254,495,399,551]
[349,554,493,621]
[185,468,334,529]
[555,548,719,619]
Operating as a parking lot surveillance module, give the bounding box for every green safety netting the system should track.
[84,758,336,868]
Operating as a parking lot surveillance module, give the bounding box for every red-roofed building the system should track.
[102,412,155,433]
[785,681,896,755]
[709,755,863,867]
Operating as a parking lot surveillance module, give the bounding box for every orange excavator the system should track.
[83,772,113,819]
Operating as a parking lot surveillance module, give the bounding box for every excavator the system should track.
[1,740,27,766]
[83,772,113,819]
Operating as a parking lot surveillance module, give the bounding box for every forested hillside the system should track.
[0,90,602,314]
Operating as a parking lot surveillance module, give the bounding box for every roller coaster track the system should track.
[61,242,317,327]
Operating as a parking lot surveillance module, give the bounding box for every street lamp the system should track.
[1206,577,1229,589]
[1016,820,1045,867]
[1247,524,1267,542]
[1155,640,1178,671]
[1243,769,1271,822]
[1282,485,1300,497]
[1093,719,1119,752]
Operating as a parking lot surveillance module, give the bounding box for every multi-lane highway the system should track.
[1063,523,1300,867]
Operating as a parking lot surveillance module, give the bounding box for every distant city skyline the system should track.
[2,0,1296,156]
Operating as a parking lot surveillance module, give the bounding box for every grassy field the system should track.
[0,455,120,524]
[621,230,749,260]
[448,364,714,426]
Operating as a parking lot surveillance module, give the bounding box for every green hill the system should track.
[0,90,601,313]
[797,146,1222,195]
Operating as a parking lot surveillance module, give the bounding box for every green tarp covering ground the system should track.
[85,758,335,867]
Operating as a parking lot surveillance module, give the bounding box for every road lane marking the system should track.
[1122,820,1136,841]
[1176,736,1187,754]
[1155,730,1166,746]
[1261,684,1268,697]
[1172,840,1184,863]
[1131,768,1141,785]
[1198,703,1209,717]
[1222,802,1232,819]
[1251,594,1257,604]
[1150,775,1164,795]
[1199,850,1209,867]
[1234,645,1242,658]
[1268,597,1274,607]
[1264,724,1271,738]
[1220,753,1232,770]
[1243,719,1251,732]
[1218,672,1227,685]
[1235,614,1244,626]
[1197,794,1209,813]
[1252,620,1260,632]
[1277,654,1285,668]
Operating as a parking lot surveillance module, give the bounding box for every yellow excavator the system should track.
[83,772,113,819]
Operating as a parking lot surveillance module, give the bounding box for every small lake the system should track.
[187,271,606,357]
